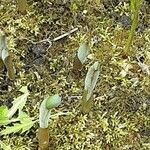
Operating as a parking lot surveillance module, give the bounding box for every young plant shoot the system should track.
[81,61,100,114]
[0,30,15,79]
[73,42,90,77]
[38,94,61,150]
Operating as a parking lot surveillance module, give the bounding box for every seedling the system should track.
[80,61,100,114]
[38,94,61,150]
[0,30,15,79]
[73,42,90,77]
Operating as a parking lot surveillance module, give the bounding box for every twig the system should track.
[53,27,78,42]
[19,27,78,45]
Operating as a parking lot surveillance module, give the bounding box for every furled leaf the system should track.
[46,94,61,109]
[0,106,9,125]
[0,32,8,61]
[7,86,29,119]
[39,95,61,128]
[0,31,15,79]
[77,43,90,64]
[39,98,51,128]
[84,61,100,100]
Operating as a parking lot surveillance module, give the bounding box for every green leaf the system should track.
[39,95,61,128]
[0,141,11,150]
[0,112,34,135]
[7,86,29,119]
[0,106,9,125]
[77,43,90,64]
[84,61,100,100]
[18,112,34,133]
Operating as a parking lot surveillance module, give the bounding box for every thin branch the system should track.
[53,28,78,42]
[19,27,78,45]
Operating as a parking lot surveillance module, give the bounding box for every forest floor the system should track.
[0,0,150,150]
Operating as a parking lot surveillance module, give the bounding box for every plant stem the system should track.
[80,90,93,114]
[81,99,93,114]
[38,128,49,150]
[124,0,143,55]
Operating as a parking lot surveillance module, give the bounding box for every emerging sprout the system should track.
[77,42,90,64]
[81,62,100,113]
[39,94,61,128]
[0,30,15,79]
[84,61,100,101]
[38,94,61,150]
[72,42,90,78]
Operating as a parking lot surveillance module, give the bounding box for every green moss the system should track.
[0,0,150,149]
